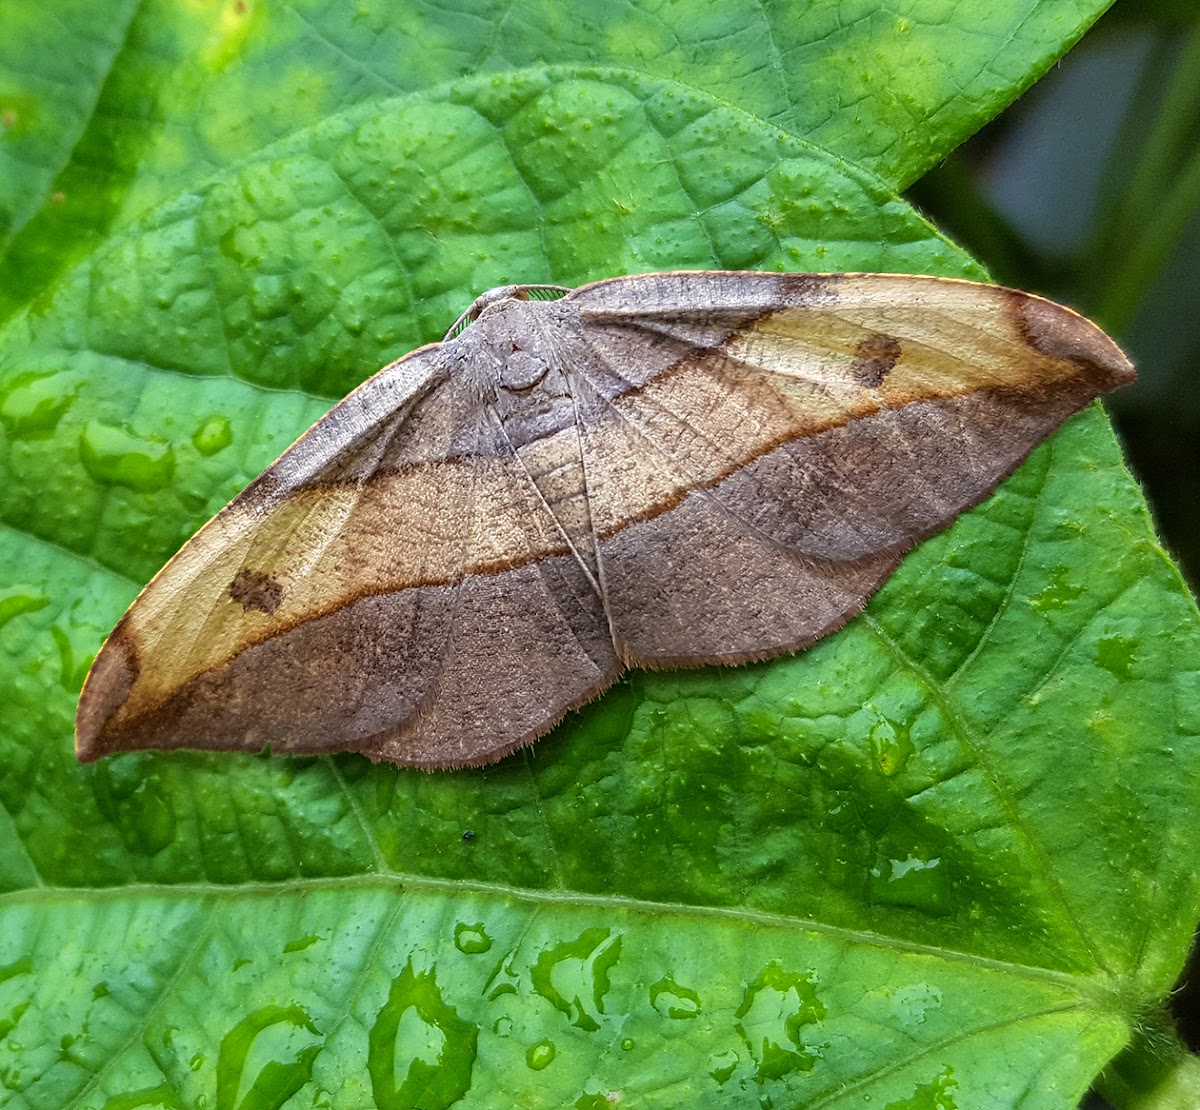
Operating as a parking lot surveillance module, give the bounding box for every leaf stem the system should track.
[1096,1010,1200,1110]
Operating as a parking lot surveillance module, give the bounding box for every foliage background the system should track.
[912,0,1200,595]
[0,1,1198,1108]
[910,4,1200,1079]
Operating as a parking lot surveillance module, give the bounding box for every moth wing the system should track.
[367,406,620,768]
[74,344,472,763]
[76,340,620,768]
[568,271,1135,665]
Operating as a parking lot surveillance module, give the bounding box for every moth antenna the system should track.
[521,284,574,301]
[444,302,483,340]
[444,284,574,339]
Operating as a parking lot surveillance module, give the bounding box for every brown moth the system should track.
[75,271,1134,770]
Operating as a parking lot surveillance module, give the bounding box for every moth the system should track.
[75,271,1134,769]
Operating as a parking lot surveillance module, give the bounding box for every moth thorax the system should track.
[497,348,552,393]
[470,299,566,396]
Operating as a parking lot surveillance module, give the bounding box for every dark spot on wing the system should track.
[229,568,284,614]
[851,332,902,387]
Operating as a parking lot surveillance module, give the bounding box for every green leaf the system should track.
[3,5,1199,1110]
[0,0,1113,319]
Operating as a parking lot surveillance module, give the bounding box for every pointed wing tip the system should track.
[74,628,138,764]
[74,739,103,764]
[74,703,110,764]
[1015,292,1137,392]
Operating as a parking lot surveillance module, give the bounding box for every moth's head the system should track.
[444,283,572,340]
[446,286,576,401]
[468,284,530,319]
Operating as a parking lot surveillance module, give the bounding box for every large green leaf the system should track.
[0,0,1113,319]
[3,5,1199,1110]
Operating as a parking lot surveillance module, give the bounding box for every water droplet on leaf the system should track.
[192,415,233,457]
[870,855,952,915]
[282,935,320,954]
[734,961,826,1081]
[217,1005,321,1110]
[0,371,77,438]
[882,1066,958,1109]
[453,922,492,955]
[1029,567,1084,612]
[367,961,478,1110]
[0,588,49,632]
[649,975,701,1019]
[868,714,915,776]
[530,929,621,1032]
[890,983,944,1027]
[80,420,175,492]
[525,1040,555,1070]
[708,1049,739,1085]
[1095,635,1136,680]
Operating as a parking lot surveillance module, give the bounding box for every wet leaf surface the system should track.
[3,3,1198,1108]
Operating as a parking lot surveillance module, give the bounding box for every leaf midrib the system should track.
[0,870,1131,1004]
